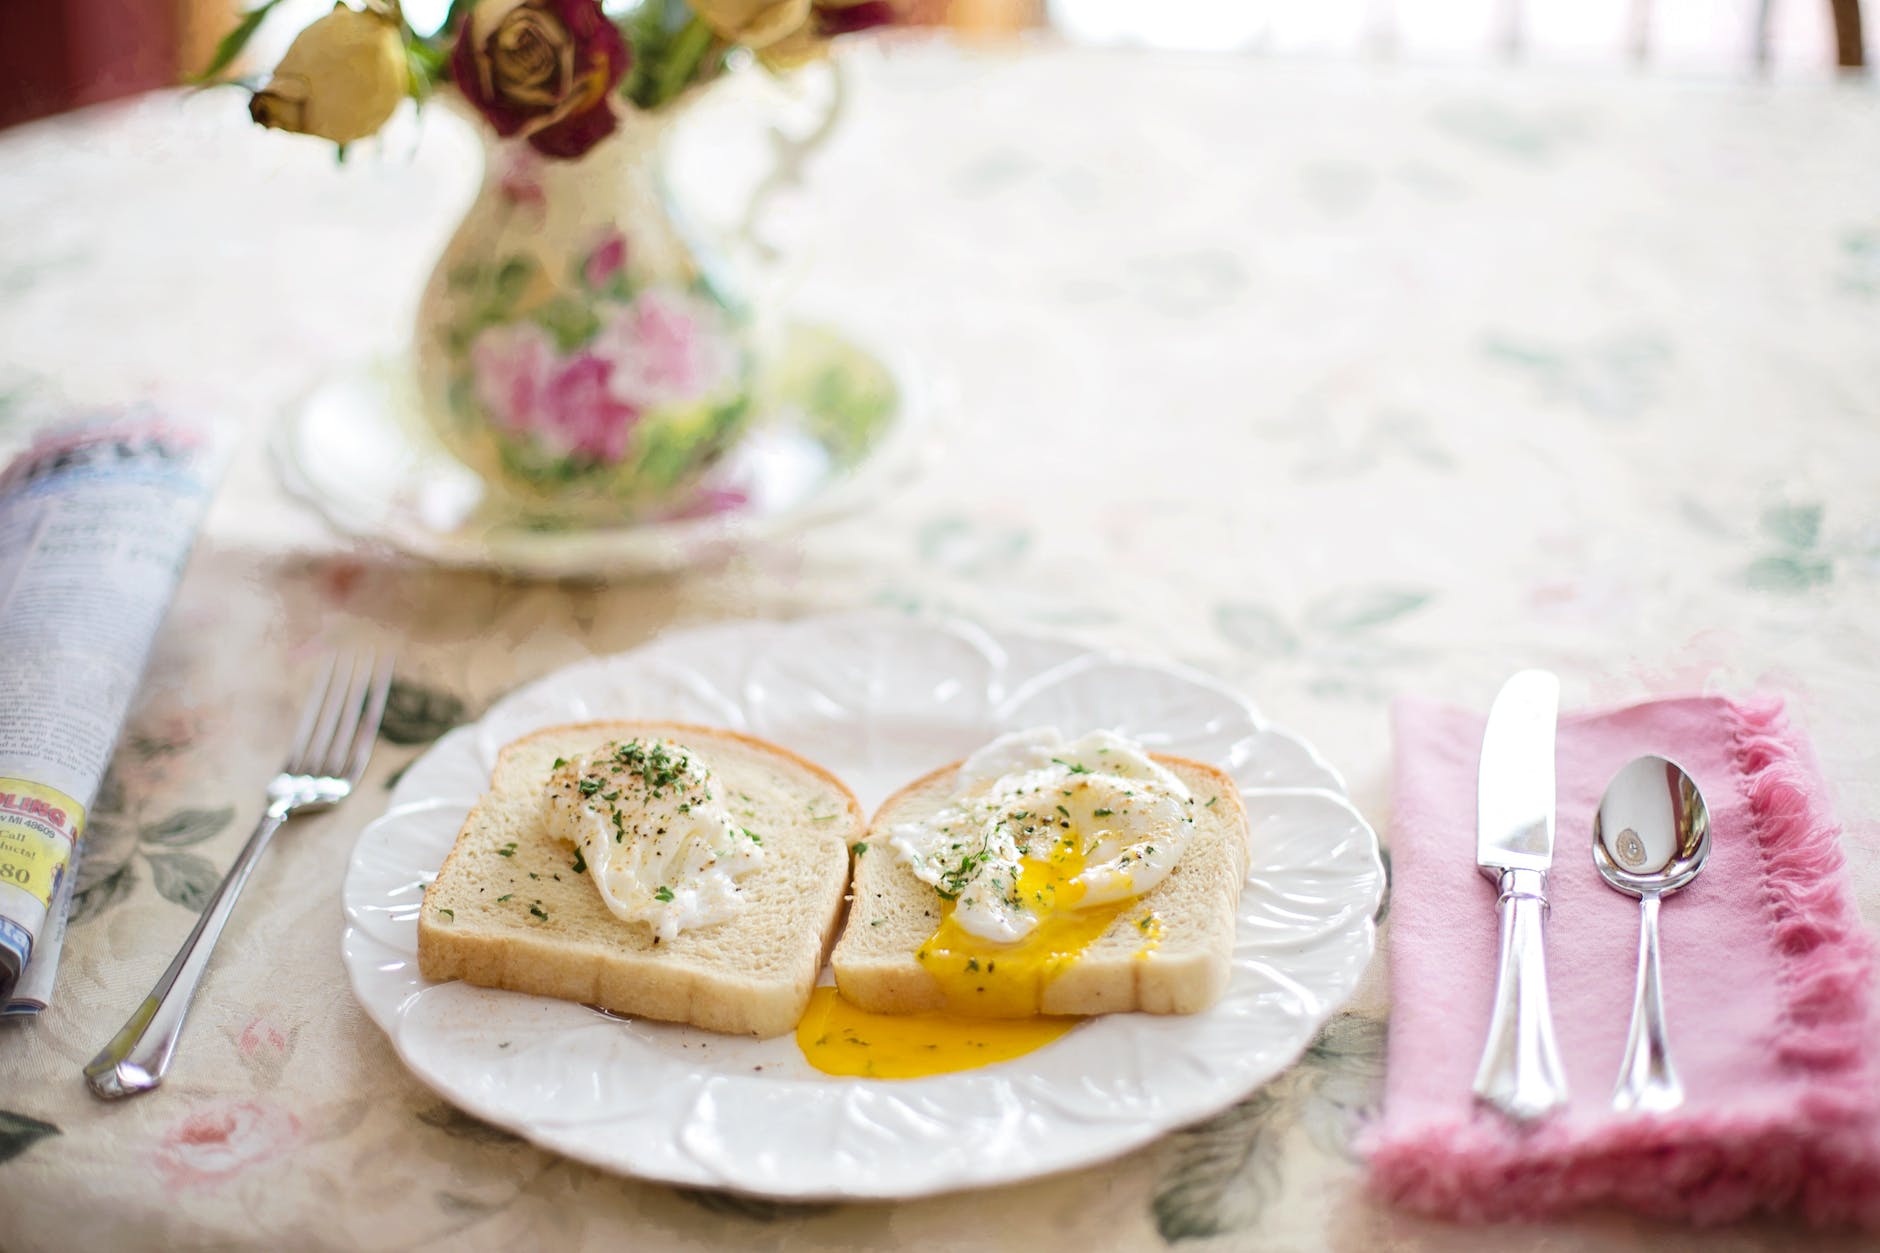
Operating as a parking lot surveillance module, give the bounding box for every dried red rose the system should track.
[450,0,630,160]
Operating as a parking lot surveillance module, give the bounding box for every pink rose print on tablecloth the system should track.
[155,1099,301,1189]
[594,289,739,411]
[236,1017,295,1084]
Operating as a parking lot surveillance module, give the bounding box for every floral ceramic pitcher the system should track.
[413,104,756,523]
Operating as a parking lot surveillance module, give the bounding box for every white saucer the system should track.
[270,324,926,577]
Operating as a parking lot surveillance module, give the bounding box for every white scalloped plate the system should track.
[342,614,1384,1199]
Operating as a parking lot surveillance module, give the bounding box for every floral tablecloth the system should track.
[1,43,1877,1252]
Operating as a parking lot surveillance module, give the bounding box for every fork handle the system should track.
[84,803,289,1099]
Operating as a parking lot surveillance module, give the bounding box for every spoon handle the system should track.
[1613,893,1683,1113]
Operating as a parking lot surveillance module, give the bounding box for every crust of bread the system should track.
[416,720,861,1038]
[830,752,1250,1017]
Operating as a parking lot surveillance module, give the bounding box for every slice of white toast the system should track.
[416,720,860,1038]
[831,755,1250,1017]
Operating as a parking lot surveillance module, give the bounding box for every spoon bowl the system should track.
[1592,755,1712,1114]
[1593,755,1712,899]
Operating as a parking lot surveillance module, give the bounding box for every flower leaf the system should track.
[1299,1013,1389,1160]
[192,0,290,86]
[1759,503,1822,551]
[378,680,469,746]
[1744,554,1833,594]
[146,851,221,914]
[916,516,1030,577]
[69,858,135,925]
[140,806,234,848]
[0,1111,60,1164]
[1213,602,1298,657]
[1304,586,1430,633]
[1151,1087,1288,1242]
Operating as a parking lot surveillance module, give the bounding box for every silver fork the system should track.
[84,649,393,1099]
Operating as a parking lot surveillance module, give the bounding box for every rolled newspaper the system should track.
[0,412,222,1014]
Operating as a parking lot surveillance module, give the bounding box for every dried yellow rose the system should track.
[249,4,409,146]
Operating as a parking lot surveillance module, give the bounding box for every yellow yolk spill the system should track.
[915,831,1135,1017]
[797,831,1149,1079]
[795,987,1079,1079]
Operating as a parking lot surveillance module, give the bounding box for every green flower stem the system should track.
[651,17,717,109]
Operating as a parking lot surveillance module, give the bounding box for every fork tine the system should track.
[322,648,379,780]
[284,652,340,775]
[297,650,356,777]
[321,647,376,775]
[341,653,394,784]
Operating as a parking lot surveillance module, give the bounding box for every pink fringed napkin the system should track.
[1362,695,1880,1227]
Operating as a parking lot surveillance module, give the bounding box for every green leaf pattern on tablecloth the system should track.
[1152,1011,1387,1242]
[1744,502,1835,593]
[378,679,472,746]
[1214,588,1433,700]
[146,851,221,912]
[0,1111,60,1165]
[72,805,236,922]
[141,807,235,847]
[1482,331,1671,421]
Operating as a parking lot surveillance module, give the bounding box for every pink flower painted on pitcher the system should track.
[471,322,641,464]
[470,322,556,437]
[584,230,627,290]
[156,1100,301,1189]
[540,351,640,462]
[594,289,739,411]
[496,150,547,213]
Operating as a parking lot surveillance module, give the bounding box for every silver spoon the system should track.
[1592,755,1712,1113]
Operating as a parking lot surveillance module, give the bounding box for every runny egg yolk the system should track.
[797,829,1162,1080]
[916,828,1134,1017]
[795,988,1078,1079]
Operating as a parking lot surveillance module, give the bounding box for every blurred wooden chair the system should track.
[1827,0,1866,67]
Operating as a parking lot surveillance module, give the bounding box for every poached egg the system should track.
[546,739,763,942]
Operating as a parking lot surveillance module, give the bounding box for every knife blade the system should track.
[1470,669,1570,1121]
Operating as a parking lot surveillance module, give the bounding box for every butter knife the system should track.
[1471,669,1570,1121]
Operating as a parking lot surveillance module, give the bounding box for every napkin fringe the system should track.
[1729,699,1878,1081]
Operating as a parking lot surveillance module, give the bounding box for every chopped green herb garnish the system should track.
[496,842,517,858]
[1205,796,1218,808]
[577,777,603,797]
[528,904,548,921]
[1093,807,1114,817]
[852,841,868,856]
[497,894,513,903]
[436,907,453,920]
[743,827,763,846]
[1056,805,1071,819]
[571,846,587,874]
[654,885,675,903]
[551,757,567,770]
[1051,757,1092,774]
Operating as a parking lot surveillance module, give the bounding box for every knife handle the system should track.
[1472,867,1569,1121]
